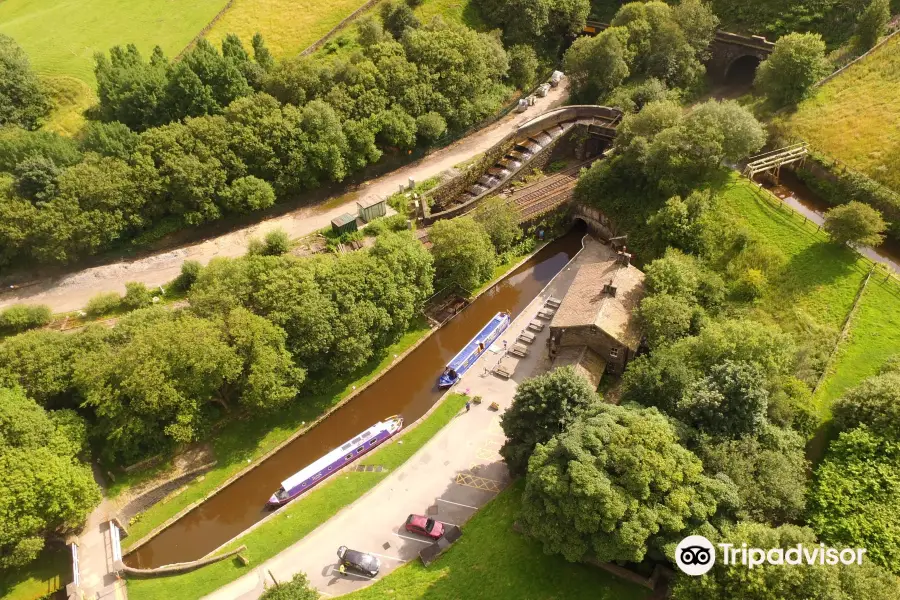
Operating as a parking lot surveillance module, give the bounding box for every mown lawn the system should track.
[205,0,369,58]
[814,273,900,415]
[343,482,649,600]
[781,34,900,194]
[414,0,487,30]
[0,546,68,600]
[126,393,470,600]
[0,0,229,84]
[118,318,431,547]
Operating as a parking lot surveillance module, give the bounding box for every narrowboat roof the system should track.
[447,312,508,371]
[280,421,384,492]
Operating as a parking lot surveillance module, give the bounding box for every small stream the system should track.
[761,170,900,273]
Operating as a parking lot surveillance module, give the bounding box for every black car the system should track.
[337,545,380,577]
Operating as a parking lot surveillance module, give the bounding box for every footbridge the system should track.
[582,21,775,82]
[422,105,622,224]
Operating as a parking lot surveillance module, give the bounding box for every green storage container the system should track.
[331,213,358,235]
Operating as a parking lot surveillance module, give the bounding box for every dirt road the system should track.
[0,83,569,314]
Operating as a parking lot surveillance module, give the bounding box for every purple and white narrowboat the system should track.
[267,416,403,507]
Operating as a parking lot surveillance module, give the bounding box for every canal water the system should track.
[125,228,585,568]
[762,170,900,273]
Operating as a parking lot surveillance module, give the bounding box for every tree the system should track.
[0,304,52,335]
[94,44,169,131]
[357,16,385,47]
[808,427,900,574]
[0,387,101,568]
[79,121,140,160]
[414,112,447,145]
[381,1,420,39]
[0,34,51,129]
[85,292,122,318]
[472,196,521,253]
[261,228,291,256]
[121,282,154,311]
[857,0,890,50]
[377,106,417,149]
[671,521,900,600]
[429,216,497,292]
[647,190,716,255]
[224,176,276,213]
[696,425,808,523]
[0,330,79,407]
[562,27,631,102]
[637,293,698,347]
[521,404,735,563]
[679,359,769,437]
[252,33,274,71]
[755,33,831,107]
[500,366,600,476]
[832,372,900,440]
[14,155,61,203]
[823,201,887,247]
[260,572,319,600]
[605,77,674,113]
[506,44,539,91]
[173,260,203,292]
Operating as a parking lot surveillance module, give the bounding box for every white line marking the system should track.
[318,591,334,597]
[392,532,432,544]
[368,551,407,562]
[437,498,478,510]
[438,520,459,528]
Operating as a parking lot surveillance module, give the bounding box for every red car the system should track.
[404,514,444,540]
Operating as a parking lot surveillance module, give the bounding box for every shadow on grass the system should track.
[0,545,68,600]
[778,241,863,297]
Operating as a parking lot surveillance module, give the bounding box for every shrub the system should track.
[84,292,121,318]
[856,0,890,50]
[262,228,291,255]
[173,260,202,291]
[507,44,539,90]
[0,304,52,335]
[755,32,831,107]
[415,112,447,145]
[121,282,154,310]
[733,268,767,301]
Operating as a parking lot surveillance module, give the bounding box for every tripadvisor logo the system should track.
[675,535,867,576]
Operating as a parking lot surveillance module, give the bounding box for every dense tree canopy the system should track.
[430,216,497,292]
[832,372,900,440]
[521,403,735,563]
[755,32,831,107]
[499,366,600,476]
[0,34,51,130]
[671,522,900,600]
[808,427,900,574]
[856,0,890,50]
[473,196,522,253]
[0,387,101,568]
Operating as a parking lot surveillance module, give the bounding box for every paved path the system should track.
[200,237,609,599]
[76,466,128,600]
[0,83,569,314]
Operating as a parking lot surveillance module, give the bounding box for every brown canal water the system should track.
[763,171,900,274]
[125,228,585,568]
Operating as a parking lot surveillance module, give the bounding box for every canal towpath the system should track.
[199,237,610,599]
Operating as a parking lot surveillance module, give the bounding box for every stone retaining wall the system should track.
[119,545,246,578]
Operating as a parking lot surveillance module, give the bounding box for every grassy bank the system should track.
[813,273,900,415]
[780,34,900,194]
[719,176,870,332]
[343,482,649,600]
[127,393,470,600]
[117,318,431,546]
[0,546,68,600]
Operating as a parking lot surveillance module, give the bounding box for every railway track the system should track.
[505,160,591,222]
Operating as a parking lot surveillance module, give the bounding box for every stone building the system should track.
[549,249,645,384]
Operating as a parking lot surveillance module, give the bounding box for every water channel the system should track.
[125,228,585,568]
[762,170,900,273]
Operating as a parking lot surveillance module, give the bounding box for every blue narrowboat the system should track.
[438,312,511,388]
[267,416,404,507]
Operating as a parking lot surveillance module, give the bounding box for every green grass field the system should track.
[782,34,900,194]
[814,272,900,415]
[719,175,871,332]
[343,482,648,600]
[0,0,229,84]
[0,547,68,600]
[127,393,470,600]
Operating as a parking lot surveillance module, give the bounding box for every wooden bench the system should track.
[527,320,544,332]
[493,356,518,379]
[510,343,529,357]
[545,297,562,308]
[517,330,536,344]
[537,308,556,319]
